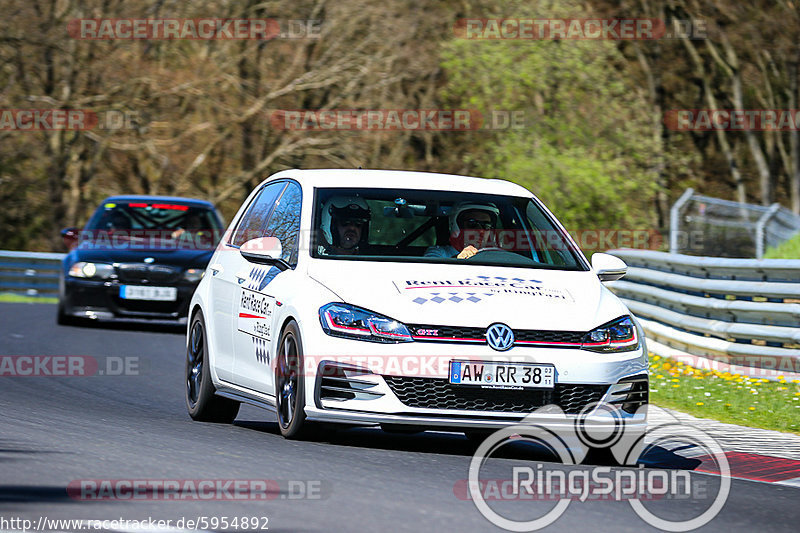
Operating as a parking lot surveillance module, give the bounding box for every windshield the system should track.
[87,201,223,232]
[312,188,587,270]
[84,200,224,248]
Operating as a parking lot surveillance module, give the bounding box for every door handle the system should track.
[209,263,223,276]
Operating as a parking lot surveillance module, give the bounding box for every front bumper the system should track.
[61,277,197,321]
[299,332,649,431]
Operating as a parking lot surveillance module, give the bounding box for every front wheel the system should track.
[186,310,240,422]
[275,320,309,439]
[56,302,78,326]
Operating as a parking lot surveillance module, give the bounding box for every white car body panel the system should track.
[188,169,648,432]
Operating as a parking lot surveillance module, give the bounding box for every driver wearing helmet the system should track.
[425,202,499,259]
[319,196,371,255]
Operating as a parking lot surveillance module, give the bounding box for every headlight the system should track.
[183,268,205,283]
[319,303,412,343]
[581,316,639,353]
[68,262,114,279]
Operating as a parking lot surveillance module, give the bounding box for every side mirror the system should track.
[61,227,79,250]
[591,253,627,282]
[240,237,291,271]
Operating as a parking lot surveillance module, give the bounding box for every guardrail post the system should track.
[755,203,781,259]
[669,188,694,254]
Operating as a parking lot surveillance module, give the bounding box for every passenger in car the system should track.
[425,202,499,259]
[319,196,372,255]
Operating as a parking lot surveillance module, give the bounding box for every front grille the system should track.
[408,324,586,346]
[515,330,584,344]
[408,325,485,340]
[383,376,607,414]
[117,263,180,283]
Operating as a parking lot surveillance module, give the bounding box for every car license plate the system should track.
[119,285,177,301]
[449,361,555,389]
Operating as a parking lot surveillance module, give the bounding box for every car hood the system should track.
[71,244,213,267]
[307,261,629,331]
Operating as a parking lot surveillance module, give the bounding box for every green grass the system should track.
[764,233,800,259]
[649,354,800,434]
[0,293,58,304]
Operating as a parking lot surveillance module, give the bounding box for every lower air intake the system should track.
[382,376,607,414]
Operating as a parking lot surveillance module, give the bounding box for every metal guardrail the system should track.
[0,250,65,298]
[2,247,798,376]
[607,249,800,376]
[669,187,800,258]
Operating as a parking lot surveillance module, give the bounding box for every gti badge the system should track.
[486,323,514,351]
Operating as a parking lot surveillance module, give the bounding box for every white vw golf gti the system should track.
[185,169,648,442]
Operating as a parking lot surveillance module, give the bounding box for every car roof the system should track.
[101,195,216,207]
[265,169,534,197]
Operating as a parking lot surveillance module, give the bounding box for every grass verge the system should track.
[764,233,800,259]
[0,293,58,304]
[649,354,800,434]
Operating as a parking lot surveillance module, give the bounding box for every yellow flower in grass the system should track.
[748,407,756,411]
[662,362,672,371]
[672,384,680,388]
[696,402,704,406]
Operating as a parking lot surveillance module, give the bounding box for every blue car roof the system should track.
[101,195,216,208]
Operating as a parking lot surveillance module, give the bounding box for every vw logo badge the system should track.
[486,323,514,351]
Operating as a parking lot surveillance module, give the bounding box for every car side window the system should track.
[230,182,287,246]
[263,182,302,266]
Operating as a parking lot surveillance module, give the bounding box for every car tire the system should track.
[275,320,310,439]
[186,310,240,423]
[56,302,79,326]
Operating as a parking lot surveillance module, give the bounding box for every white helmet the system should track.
[320,196,371,246]
[449,202,500,237]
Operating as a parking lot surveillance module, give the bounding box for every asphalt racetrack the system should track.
[1,302,798,532]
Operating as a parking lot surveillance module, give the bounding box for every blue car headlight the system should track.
[319,303,412,343]
[68,262,115,279]
[581,316,639,353]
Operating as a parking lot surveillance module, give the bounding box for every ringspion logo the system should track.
[466,405,730,531]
